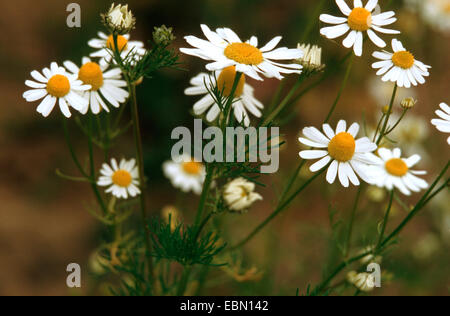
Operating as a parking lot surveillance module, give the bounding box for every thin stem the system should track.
[283,52,352,112]
[279,160,307,203]
[62,119,88,178]
[381,161,450,248]
[312,161,449,296]
[87,115,108,214]
[299,0,327,42]
[129,82,154,281]
[261,75,306,126]
[194,165,215,227]
[324,53,354,123]
[385,109,407,135]
[376,84,398,145]
[221,72,243,131]
[344,185,363,257]
[230,166,327,250]
[376,189,394,250]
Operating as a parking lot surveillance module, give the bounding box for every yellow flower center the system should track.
[217,66,246,97]
[224,42,264,65]
[46,74,71,98]
[78,62,104,91]
[328,132,356,162]
[348,7,372,31]
[182,161,202,175]
[391,51,415,69]
[385,158,408,177]
[112,169,132,187]
[107,35,128,51]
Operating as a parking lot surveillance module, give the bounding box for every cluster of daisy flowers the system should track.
[22,4,148,200]
[320,0,431,88]
[23,32,145,117]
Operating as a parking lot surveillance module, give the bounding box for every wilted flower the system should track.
[101,3,135,35]
[347,271,376,292]
[297,43,325,73]
[400,97,417,109]
[223,178,262,212]
[153,25,176,46]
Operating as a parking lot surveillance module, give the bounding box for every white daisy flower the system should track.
[431,102,450,145]
[368,148,428,195]
[63,57,129,114]
[180,24,303,81]
[185,66,264,126]
[97,158,141,199]
[299,120,378,187]
[372,39,431,88]
[88,32,146,67]
[223,177,262,212]
[23,62,91,118]
[163,155,206,195]
[319,0,400,56]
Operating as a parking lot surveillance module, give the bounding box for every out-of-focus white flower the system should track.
[367,148,428,196]
[223,178,262,212]
[358,246,383,265]
[412,233,441,261]
[163,155,206,195]
[319,0,400,57]
[102,3,135,34]
[431,102,450,145]
[347,271,376,292]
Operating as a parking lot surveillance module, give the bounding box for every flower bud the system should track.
[101,3,136,35]
[347,271,376,292]
[153,25,176,46]
[400,97,417,109]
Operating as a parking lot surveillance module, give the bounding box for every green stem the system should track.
[312,161,449,296]
[221,72,243,131]
[194,165,215,227]
[376,190,394,250]
[279,160,307,203]
[230,166,327,250]
[62,119,88,178]
[261,75,307,126]
[176,266,192,296]
[376,84,397,145]
[129,82,154,282]
[344,185,363,257]
[324,53,354,123]
[299,0,327,42]
[381,161,450,248]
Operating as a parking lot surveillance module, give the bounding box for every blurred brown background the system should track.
[0,0,449,295]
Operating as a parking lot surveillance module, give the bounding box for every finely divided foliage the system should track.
[21,1,449,296]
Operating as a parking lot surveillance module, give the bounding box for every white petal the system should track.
[326,160,339,184]
[336,0,352,15]
[299,150,329,159]
[321,24,350,39]
[310,156,331,172]
[320,14,348,24]
[367,29,386,48]
[342,30,357,48]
